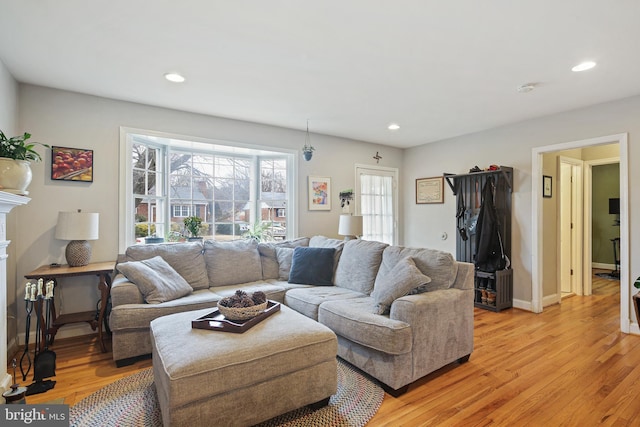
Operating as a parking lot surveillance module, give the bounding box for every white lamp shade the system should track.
[55,211,99,241]
[338,214,363,237]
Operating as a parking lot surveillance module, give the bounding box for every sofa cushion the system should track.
[371,257,431,314]
[109,289,220,330]
[116,256,193,304]
[288,247,335,286]
[319,297,412,355]
[284,287,366,320]
[275,247,294,281]
[124,241,209,290]
[258,238,310,279]
[334,239,388,294]
[204,239,263,287]
[375,246,458,291]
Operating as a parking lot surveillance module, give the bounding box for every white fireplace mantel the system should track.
[0,191,30,398]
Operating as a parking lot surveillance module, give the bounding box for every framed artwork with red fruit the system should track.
[51,146,93,182]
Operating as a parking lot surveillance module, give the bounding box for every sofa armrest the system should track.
[111,273,144,307]
[390,286,474,375]
[451,261,474,290]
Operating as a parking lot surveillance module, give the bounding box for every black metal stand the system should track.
[611,237,620,277]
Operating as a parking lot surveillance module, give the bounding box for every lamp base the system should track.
[65,240,92,267]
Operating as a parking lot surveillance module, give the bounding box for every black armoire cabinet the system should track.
[444,166,513,312]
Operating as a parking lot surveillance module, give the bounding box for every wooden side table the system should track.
[25,261,116,353]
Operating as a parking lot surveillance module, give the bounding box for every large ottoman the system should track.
[150,304,338,427]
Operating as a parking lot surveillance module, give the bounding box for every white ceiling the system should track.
[2,1,640,148]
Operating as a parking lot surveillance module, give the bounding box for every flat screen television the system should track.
[609,198,620,215]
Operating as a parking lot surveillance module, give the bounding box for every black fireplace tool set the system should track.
[19,279,57,395]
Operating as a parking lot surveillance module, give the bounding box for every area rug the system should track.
[69,359,384,427]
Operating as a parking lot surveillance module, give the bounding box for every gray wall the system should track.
[11,84,403,344]
[402,96,638,313]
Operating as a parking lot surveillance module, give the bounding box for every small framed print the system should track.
[308,176,331,210]
[51,146,94,182]
[416,176,444,204]
[543,175,552,198]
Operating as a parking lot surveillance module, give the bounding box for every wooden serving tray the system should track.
[191,301,281,333]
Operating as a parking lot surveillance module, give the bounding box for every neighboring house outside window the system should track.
[121,131,296,249]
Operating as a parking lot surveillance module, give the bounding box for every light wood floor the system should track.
[9,270,640,426]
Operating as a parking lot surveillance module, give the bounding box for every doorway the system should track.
[532,133,629,333]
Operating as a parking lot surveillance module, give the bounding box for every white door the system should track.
[558,157,583,297]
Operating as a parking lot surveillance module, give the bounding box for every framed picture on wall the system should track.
[51,146,94,182]
[308,176,331,210]
[543,175,552,198]
[416,176,444,204]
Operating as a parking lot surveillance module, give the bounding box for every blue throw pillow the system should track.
[288,247,335,285]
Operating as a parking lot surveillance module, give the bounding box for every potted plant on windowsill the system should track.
[0,130,49,195]
[242,221,273,242]
[183,216,203,241]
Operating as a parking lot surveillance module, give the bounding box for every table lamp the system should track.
[338,214,363,241]
[55,210,99,266]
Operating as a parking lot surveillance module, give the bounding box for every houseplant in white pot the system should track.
[0,130,48,195]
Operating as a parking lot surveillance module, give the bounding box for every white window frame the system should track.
[119,127,298,252]
[355,164,399,245]
[172,205,191,217]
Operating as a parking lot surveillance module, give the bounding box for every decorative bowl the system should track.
[217,301,268,321]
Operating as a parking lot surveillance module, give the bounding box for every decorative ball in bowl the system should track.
[217,290,268,321]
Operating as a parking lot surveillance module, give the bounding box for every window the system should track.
[120,130,296,249]
[356,165,398,245]
[172,205,191,217]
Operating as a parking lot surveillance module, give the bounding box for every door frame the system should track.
[582,156,620,296]
[531,133,629,333]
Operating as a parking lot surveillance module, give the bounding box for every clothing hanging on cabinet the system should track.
[475,176,509,272]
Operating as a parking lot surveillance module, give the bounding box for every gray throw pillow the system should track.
[275,247,294,281]
[288,247,335,285]
[116,256,193,304]
[371,257,431,315]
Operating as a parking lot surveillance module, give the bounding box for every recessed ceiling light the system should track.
[164,72,185,83]
[571,61,596,72]
[388,123,400,131]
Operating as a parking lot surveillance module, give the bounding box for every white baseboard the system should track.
[512,299,532,311]
[513,296,560,312]
[543,293,561,307]
[592,262,615,270]
[1,373,12,399]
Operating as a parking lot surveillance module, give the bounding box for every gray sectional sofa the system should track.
[109,235,474,395]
